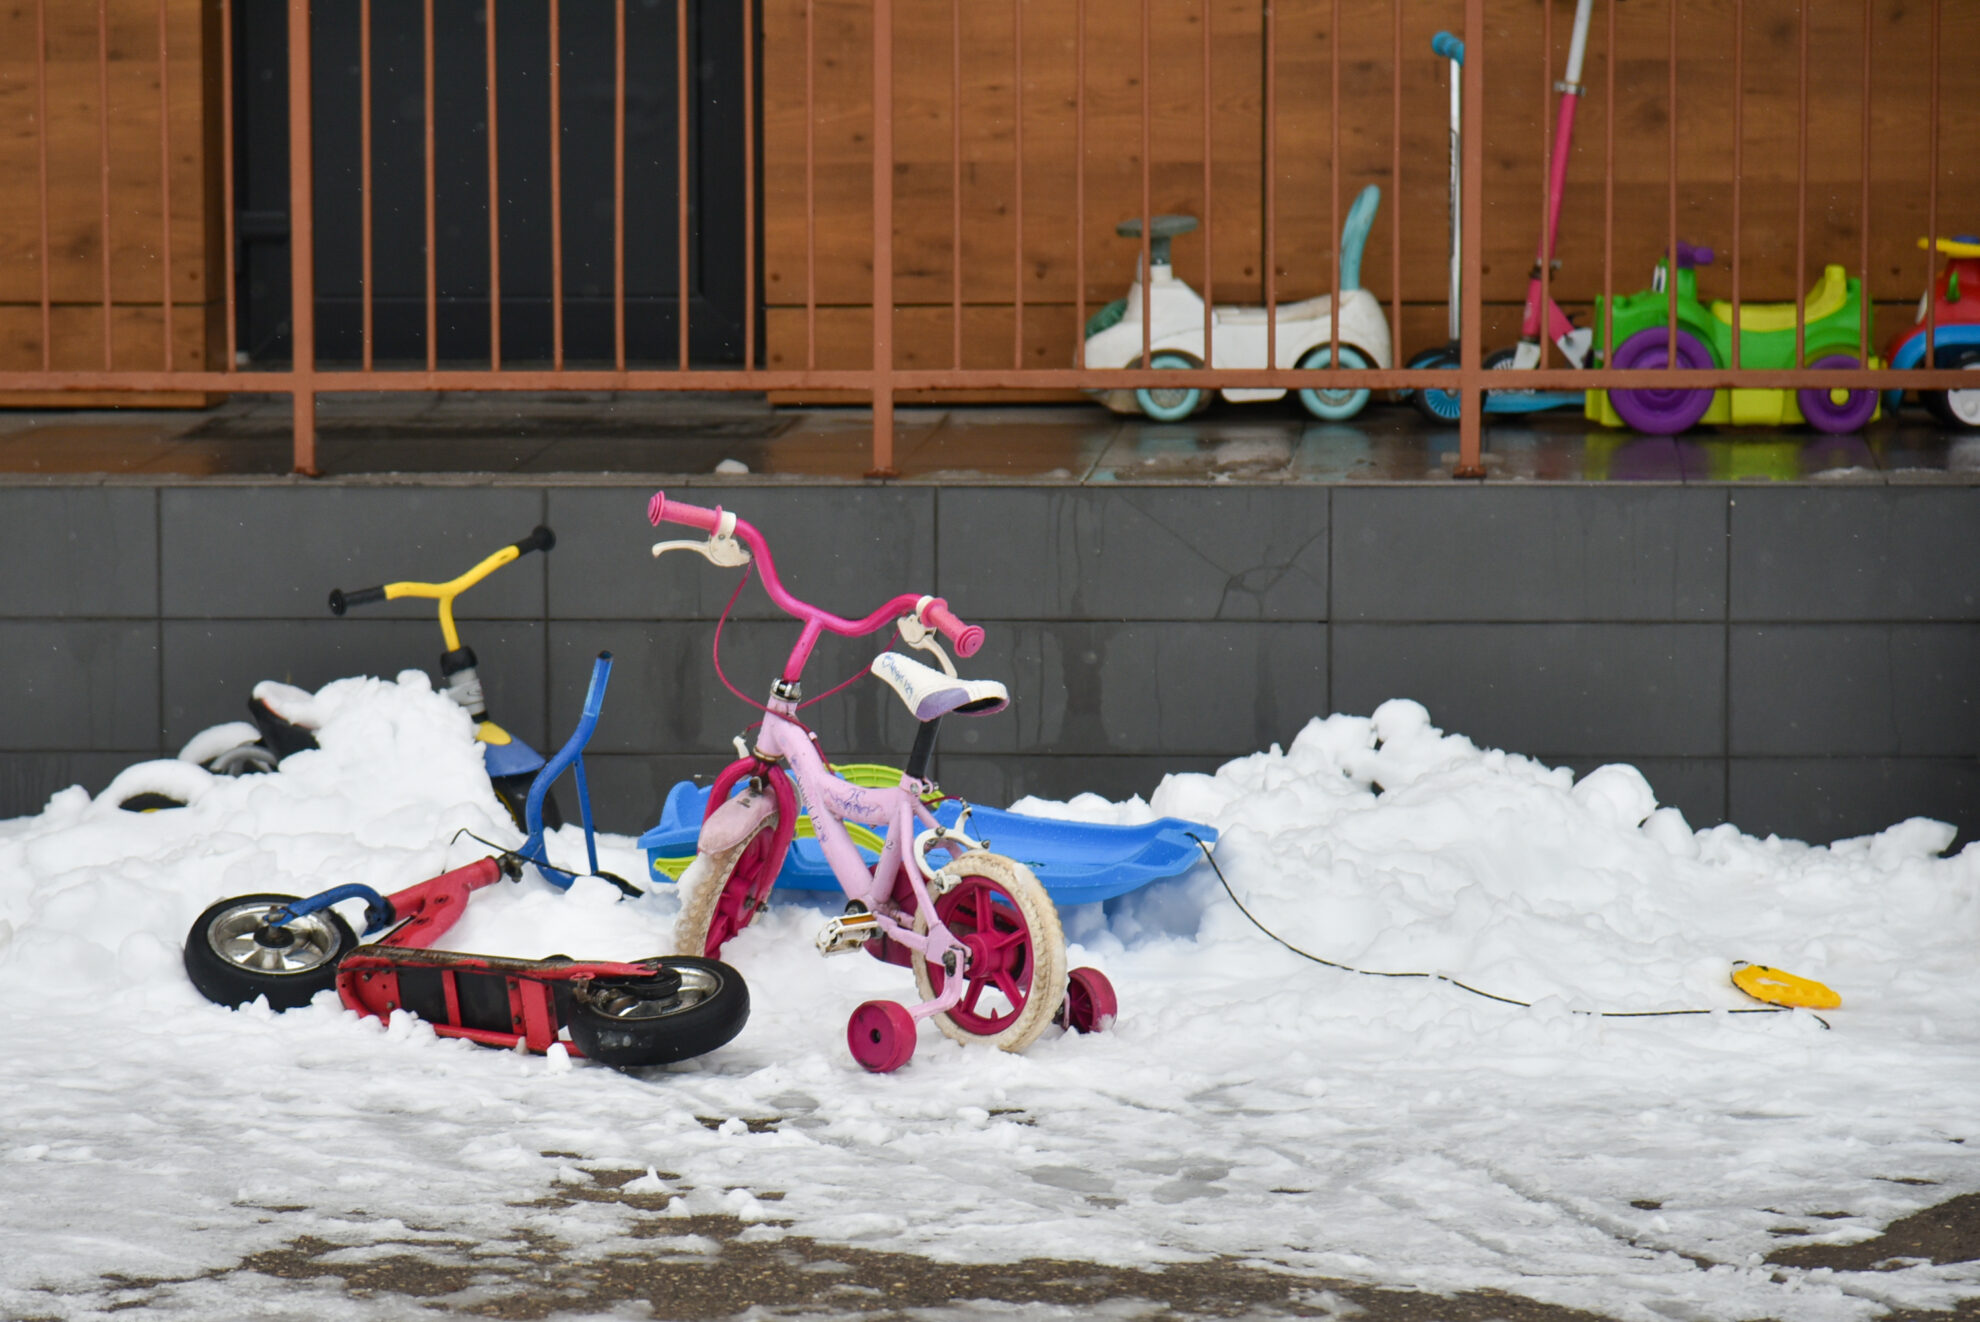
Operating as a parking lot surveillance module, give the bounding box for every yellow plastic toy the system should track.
[1731,961,1841,1010]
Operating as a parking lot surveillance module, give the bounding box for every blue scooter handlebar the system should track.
[1432,31,1464,65]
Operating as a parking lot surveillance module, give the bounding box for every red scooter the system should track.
[183,655,749,1071]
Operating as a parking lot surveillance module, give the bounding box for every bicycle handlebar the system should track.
[512,525,556,557]
[919,598,984,658]
[327,584,386,615]
[327,527,555,653]
[648,490,984,662]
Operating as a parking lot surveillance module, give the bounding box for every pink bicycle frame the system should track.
[650,491,985,1020]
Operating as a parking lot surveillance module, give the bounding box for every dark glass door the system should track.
[235,0,755,368]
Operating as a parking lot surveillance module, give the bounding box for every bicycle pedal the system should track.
[815,911,881,956]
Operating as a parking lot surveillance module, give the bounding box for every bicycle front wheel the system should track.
[911,852,1067,1054]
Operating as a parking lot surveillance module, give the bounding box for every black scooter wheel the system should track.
[566,955,749,1070]
[183,892,358,1011]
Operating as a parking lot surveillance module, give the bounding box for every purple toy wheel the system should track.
[1797,354,1878,434]
[1056,966,1119,1034]
[1608,327,1716,435]
[847,999,917,1073]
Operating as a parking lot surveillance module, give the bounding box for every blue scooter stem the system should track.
[522,651,612,888]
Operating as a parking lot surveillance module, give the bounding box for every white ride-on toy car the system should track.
[1082,184,1391,422]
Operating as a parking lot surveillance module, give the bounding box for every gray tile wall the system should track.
[3,480,1975,848]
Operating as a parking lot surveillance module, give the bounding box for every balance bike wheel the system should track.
[847,999,918,1073]
[183,892,357,1011]
[566,955,750,1069]
[1057,966,1119,1034]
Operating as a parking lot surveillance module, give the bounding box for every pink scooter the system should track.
[1475,0,1602,414]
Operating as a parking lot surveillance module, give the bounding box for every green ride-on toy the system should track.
[1586,242,1880,435]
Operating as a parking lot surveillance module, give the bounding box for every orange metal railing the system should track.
[0,0,1970,478]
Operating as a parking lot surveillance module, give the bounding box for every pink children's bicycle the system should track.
[647,492,1118,1073]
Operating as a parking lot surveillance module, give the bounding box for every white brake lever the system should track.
[651,511,751,568]
[898,596,957,677]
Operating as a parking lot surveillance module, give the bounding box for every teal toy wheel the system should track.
[1295,343,1372,420]
[1134,351,1204,422]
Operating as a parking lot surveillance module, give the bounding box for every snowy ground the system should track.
[1,672,1976,1322]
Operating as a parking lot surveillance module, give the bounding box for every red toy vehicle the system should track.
[182,654,749,1071]
[183,857,747,1069]
[1885,235,1980,430]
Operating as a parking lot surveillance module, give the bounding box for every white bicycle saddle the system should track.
[869,652,1008,721]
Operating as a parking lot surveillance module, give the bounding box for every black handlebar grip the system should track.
[513,525,556,556]
[328,585,386,616]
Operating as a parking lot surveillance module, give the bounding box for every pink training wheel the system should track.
[1057,966,1119,1034]
[847,1000,917,1073]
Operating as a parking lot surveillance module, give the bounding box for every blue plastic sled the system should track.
[638,779,1216,909]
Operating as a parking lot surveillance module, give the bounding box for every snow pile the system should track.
[1,681,1977,1322]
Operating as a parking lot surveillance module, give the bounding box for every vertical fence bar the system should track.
[1924,0,1939,367]
[487,0,502,370]
[550,0,563,370]
[1202,0,1212,367]
[1138,0,1150,373]
[288,0,317,473]
[1012,0,1024,370]
[223,0,237,372]
[1793,0,1807,366]
[157,0,174,371]
[1456,0,1484,477]
[98,0,112,369]
[1859,0,1871,368]
[1013,0,1029,370]
[1539,0,1552,368]
[1730,0,1742,368]
[360,0,373,370]
[677,0,690,368]
[1074,0,1085,368]
[425,0,437,370]
[805,0,815,369]
[1665,0,1677,368]
[952,0,961,369]
[36,0,50,371]
[1327,0,1340,361]
[870,0,895,473]
[1601,0,1614,367]
[743,0,756,370]
[614,0,626,370]
[1262,0,1275,370]
[1388,0,1401,374]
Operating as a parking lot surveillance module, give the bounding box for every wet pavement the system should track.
[25,1170,1979,1321]
[0,392,1973,483]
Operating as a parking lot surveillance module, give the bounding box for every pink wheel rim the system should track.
[920,876,1038,1035]
[704,825,781,957]
[1059,966,1119,1034]
[847,999,916,1073]
[697,762,796,958]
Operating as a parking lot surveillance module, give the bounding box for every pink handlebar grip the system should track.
[922,598,984,658]
[647,490,721,533]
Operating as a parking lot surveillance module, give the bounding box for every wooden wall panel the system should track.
[0,0,223,382]
[764,0,1979,388]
